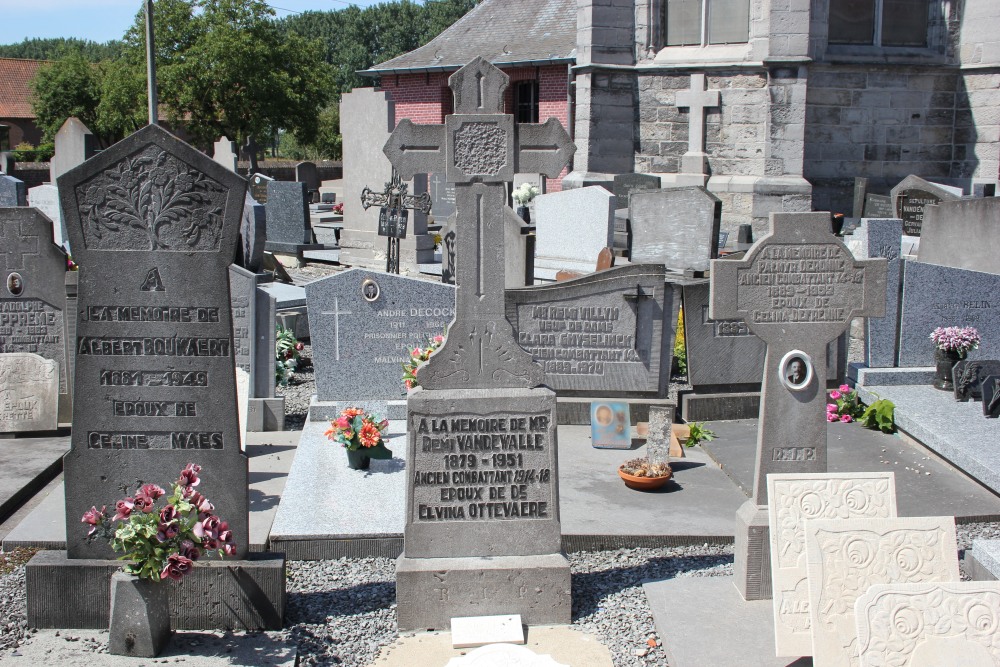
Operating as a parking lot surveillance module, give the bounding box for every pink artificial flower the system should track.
[81,505,105,535]
[179,540,201,561]
[159,505,178,524]
[826,403,838,413]
[202,537,219,550]
[840,414,853,423]
[826,413,838,422]
[411,348,421,358]
[839,384,851,393]
[379,419,389,430]
[830,390,842,400]
[433,335,444,344]
[404,379,413,390]
[132,494,155,513]
[335,416,351,429]
[223,543,237,557]
[139,483,165,500]
[160,553,194,581]
[156,522,180,542]
[178,463,201,488]
[183,488,214,513]
[114,497,134,521]
[295,342,304,351]
[201,515,223,539]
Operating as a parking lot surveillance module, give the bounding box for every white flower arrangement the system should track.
[512,182,540,206]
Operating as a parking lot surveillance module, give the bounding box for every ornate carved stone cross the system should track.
[710,212,886,600]
[384,57,574,390]
[675,73,719,175]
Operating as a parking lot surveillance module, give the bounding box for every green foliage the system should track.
[275,325,303,386]
[30,52,103,143]
[9,141,53,162]
[673,308,687,377]
[0,37,121,61]
[860,398,896,434]
[686,422,716,447]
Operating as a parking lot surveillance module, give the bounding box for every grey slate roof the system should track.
[362,0,576,75]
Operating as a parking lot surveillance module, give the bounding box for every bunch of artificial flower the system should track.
[930,326,981,358]
[512,182,540,206]
[325,407,392,456]
[402,333,445,390]
[826,384,863,423]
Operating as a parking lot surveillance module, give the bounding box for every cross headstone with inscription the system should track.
[212,136,238,172]
[0,174,26,206]
[710,212,887,601]
[0,208,70,420]
[629,187,721,273]
[28,184,66,249]
[305,268,455,415]
[429,172,456,221]
[890,175,961,237]
[0,353,58,433]
[384,58,575,631]
[50,117,99,184]
[27,125,285,632]
[675,74,719,176]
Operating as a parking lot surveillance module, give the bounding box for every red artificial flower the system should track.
[160,553,194,581]
[114,497,134,521]
[178,463,201,488]
[359,421,382,448]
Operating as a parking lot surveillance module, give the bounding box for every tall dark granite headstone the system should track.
[385,58,575,631]
[239,193,267,273]
[264,181,320,257]
[612,173,660,209]
[249,173,272,204]
[890,175,961,237]
[0,174,26,206]
[862,194,893,219]
[0,208,70,418]
[711,212,886,601]
[295,161,319,194]
[58,125,249,559]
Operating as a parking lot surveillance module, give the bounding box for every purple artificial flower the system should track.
[81,506,106,535]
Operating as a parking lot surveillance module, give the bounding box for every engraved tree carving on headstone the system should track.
[384,58,576,631]
[59,124,249,559]
[360,168,432,274]
[710,212,886,601]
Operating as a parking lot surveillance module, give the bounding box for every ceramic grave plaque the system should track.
[711,212,887,601]
[306,268,455,401]
[890,176,961,237]
[0,353,58,432]
[505,264,672,395]
[249,173,272,204]
[0,208,70,413]
[590,401,631,448]
[386,58,574,631]
[59,125,249,560]
[804,516,960,667]
[767,473,897,657]
[629,187,721,273]
[855,582,1000,667]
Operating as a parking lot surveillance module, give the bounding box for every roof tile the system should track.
[0,58,46,119]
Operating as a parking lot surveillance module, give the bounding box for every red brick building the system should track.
[0,58,45,151]
[361,0,576,192]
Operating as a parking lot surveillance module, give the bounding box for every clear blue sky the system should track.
[1,0,412,45]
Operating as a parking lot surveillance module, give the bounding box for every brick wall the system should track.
[379,64,571,191]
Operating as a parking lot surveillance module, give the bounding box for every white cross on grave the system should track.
[319,297,352,361]
[710,211,887,601]
[384,57,574,390]
[0,221,39,270]
[674,73,720,175]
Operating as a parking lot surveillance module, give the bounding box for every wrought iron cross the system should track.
[383,57,574,389]
[361,167,432,274]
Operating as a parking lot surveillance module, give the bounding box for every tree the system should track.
[30,52,103,143]
[0,37,121,61]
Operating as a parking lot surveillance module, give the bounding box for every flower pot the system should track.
[346,448,371,470]
[933,348,963,391]
[107,571,171,658]
[618,468,672,491]
[516,205,531,224]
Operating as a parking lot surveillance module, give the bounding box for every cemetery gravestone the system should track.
[384,58,574,630]
[27,184,66,249]
[0,208,70,419]
[890,175,961,237]
[249,173,272,203]
[862,194,893,219]
[612,173,660,210]
[0,152,14,174]
[855,582,1000,667]
[295,161,320,195]
[230,265,260,395]
[897,262,1000,367]
[265,181,310,246]
[533,186,615,275]
[766,473,897,658]
[953,360,1000,402]
[858,218,904,368]
[305,268,455,403]
[0,353,58,433]
[0,174,26,206]
[58,124,250,559]
[646,405,673,465]
[505,264,673,396]
[239,193,267,273]
[428,172,456,221]
[212,137,238,172]
[852,177,868,219]
[710,212,887,601]
[629,187,721,273]
[804,516,960,667]
[918,198,1000,274]
[50,117,99,184]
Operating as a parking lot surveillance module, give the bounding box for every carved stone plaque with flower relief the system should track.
[767,473,897,657]
[58,124,249,560]
[804,517,960,667]
[854,582,1000,667]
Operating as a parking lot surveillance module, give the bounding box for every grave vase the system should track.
[933,348,963,391]
[107,571,171,658]
[345,448,371,470]
[516,205,530,224]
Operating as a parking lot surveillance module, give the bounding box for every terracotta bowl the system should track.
[618,468,672,491]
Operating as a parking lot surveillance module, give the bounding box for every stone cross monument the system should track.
[384,57,575,631]
[710,212,887,601]
[675,73,719,177]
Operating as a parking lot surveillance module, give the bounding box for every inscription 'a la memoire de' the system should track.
[737,244,865,324]
[75,146,227,252]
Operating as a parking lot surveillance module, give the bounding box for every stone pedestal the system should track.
[107,571,171,657]
[396,553,571,632]
[733,500,771,601]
